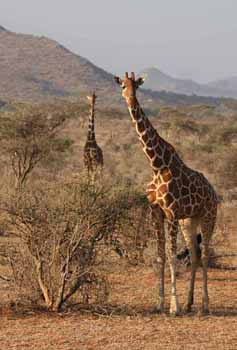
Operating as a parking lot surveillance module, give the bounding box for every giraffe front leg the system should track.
[151,205,165,313]
[180,218,199,313]
[155,229,166,313]
[167,221,180,316]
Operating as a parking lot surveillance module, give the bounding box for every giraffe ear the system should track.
[114,76,123,85]
[136,77,146,87]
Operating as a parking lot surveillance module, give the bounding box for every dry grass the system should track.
[0,102,237,349]
[0,218,237,349]
[0,262,237,349]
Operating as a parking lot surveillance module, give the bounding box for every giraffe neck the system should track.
[87,105,96,141]
[127,98,184,174]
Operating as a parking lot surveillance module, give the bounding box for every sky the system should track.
[1,0,237,83]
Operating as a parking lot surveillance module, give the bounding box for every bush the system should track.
[6,178,135,311]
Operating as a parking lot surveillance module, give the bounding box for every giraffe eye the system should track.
[122,85,126,90]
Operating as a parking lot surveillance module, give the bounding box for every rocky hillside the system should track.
[0,26,117,103]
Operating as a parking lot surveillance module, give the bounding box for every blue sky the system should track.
[1,0,237,82]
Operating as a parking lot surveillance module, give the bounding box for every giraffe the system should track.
[114,72,218,315]
[83,93,103,181]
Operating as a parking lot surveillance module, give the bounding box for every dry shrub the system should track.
[0,101,78,188]
[6,178,133,311]
[216,148,237,190]
[111,193,151,264]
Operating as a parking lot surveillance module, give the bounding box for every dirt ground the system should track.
[0,262,236,350]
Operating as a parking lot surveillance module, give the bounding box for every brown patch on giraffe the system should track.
[197,193,203,201]
[137,120,145,133]
[154,144,164,155]
[170,155,180,168]
[158,183,168,195]
[194,194,201,203]
[145,148,155,159]
[191,194,196,204]
[181,172,190,186]
[197,187,204,197]
[183,196,190,206]
[190,183,196,193]
[181,186,189,197]
[161,167,172,182]
[142,133,149,143]
[144,118,150,128]
[176,179,182,188]
[171,166,180,178]
[168,180,180,199]
[163,147,171,165]
[147,191,156,203]
[165,192,174,207]
[146,140,153,149]
[153,156,163,169]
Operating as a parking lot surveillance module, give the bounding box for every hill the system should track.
[0,26,229,106]
[207,76,237,97]
[0,27,116,103]
[140,67,237,98]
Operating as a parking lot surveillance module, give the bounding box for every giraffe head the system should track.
[114,72,145,106]
[87,92,97,106]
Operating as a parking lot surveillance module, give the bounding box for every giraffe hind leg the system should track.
[180,217,200,313]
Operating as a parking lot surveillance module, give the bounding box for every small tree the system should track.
[6,179,132,311]
[0,102,79,188]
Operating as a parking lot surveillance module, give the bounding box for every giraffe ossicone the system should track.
[114,72,218,315]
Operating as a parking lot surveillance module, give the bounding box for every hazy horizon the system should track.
[1,0,237,84]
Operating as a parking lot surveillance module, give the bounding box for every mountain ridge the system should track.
[140,67,237,98]
[0,26,232,106]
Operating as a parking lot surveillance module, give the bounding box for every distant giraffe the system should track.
[83,93,103,181]
[114,72,218,315]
